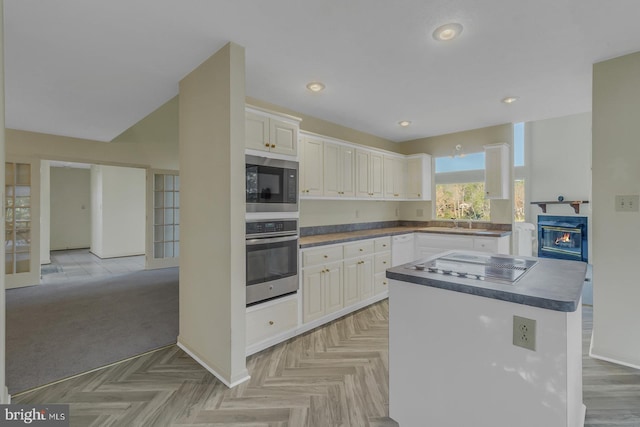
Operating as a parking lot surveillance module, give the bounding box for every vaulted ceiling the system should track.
[5,1,640,142]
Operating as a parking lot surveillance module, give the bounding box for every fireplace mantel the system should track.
[531,200,589,214]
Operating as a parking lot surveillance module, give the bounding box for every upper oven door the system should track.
[246,234,298,286]
[246,155,298,212]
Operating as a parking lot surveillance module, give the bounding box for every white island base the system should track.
[389,279,585,427]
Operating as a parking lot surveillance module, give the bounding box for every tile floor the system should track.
[40,249,145,284]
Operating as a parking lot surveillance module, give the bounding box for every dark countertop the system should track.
[299,226,511,249]
[386,251,586,312]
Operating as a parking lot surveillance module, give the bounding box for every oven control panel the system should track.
[246,219,298,236]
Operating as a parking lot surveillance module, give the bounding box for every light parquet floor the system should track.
[13,300,395,427]
[13,301,640,426]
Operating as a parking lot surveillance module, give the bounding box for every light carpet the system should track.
[6,267,178,394]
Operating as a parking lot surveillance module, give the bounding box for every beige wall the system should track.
[6,95,179,170]
[178,42,248,386]
[300,200,400,227]
[591,51,640,368]
[50,167,92,250]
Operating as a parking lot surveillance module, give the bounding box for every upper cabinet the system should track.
[300,136,324,196]
[406,154,432,200]
[299,131,432,201]
[356,149,384,198]
[484,143,510,199]
[323,142,355,198]
[245,108,300,156]
[384,155,407,199]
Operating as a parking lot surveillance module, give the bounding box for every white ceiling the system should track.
[5,1,640,143]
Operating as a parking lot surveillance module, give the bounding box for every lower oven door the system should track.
[246,234,299,305]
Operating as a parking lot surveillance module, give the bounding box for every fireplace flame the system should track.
[555,233,571,245]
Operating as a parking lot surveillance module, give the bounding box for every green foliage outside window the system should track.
[435,183,490,220]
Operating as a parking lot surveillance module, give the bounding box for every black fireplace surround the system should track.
[537,215,588,262]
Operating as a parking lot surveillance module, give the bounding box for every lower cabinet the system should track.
[302,261,344,323]
[344,255,374,304]
[302,236,391,326]
[246,295,298,348]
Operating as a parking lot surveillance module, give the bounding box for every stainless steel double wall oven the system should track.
[245,154,300,306]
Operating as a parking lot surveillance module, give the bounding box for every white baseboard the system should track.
[589,330,640,370]
[580,403,586,427]
[1,385,10,404]
[246,292,389,357]
[177,341,250,388]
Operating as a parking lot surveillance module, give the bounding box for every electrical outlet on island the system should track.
[513,315,536,351]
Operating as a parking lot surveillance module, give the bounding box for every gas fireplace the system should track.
[537,215,588,262]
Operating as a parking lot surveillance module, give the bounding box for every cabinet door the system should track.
[370,152,384,198]
[374,272,388,295]
[301,137,324,196]
[384,156,396,198]
[341,146,356,197]
[406,156,422,199]
[303,265,325,323]
[324,261,344,315]
[245,111,270,152]
[323,142,341,197]
[406,154,432,200]
[359,256,375,300]
[355,150,371,198]
[270,119,298,156]
[344,259,360,306]
[484,144,509,199]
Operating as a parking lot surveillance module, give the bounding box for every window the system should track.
[513,122,526,222]
[435,152,490,220]
[5,162,32,274]
[153,173,180,259]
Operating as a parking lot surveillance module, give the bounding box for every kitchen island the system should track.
[386,251,587,427]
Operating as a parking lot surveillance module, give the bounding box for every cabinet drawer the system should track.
[246,297,298,346]
[374,236,391,252]
[473,237,497,253]
[303,245,343,266]
[375,252,391,273]
[344,240,375,258]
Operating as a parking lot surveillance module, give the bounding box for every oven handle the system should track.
[246,234,299,246]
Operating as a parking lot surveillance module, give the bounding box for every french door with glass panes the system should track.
[146,170,179,269]
[5,159,40,288]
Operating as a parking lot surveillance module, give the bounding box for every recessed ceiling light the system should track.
[306,82,325,92]
[398,120,411,127]
[501,96,519,104]
[432,23,463,41]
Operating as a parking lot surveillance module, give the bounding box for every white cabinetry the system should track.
[323,142,355,197]
[343,239,375,303]
[384,156,406,199]
[356,149,384,198]
[245,110,299,156]
[406,154,432,200]
[484,143,510,199]
[414,232,510,259]
[300,137,324,196]
[302,261,344,323]
[246,295,298,348]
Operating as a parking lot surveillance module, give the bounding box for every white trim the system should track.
[245,148,298,162]
[299,130,405,158]
[177,341,251,388]
[1,386,9,404]
[245,105,302,124]
[589,331,640,370]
